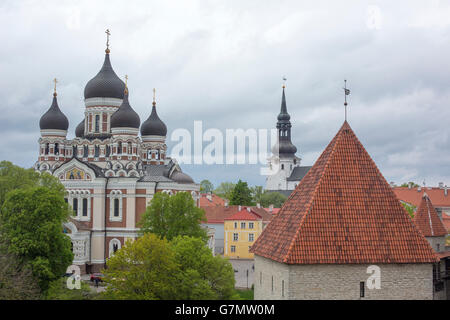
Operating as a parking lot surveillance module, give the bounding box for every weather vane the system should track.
[282,76,287,88]
[105,29,111,53]
[53,78,58,96]
[124,75,128,94]
[153,88,156,106]
[343,80,350,121]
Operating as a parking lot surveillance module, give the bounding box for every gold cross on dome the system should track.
[53,78,58,94]
[105,29,111,50]
[153,88,156,104]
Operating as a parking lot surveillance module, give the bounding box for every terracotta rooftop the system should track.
[413,194,448,237]
[225,208,262,221]
[251,121,438,264]
[203,205,272,224]
[393,187,450,208]
[199,193,226,208]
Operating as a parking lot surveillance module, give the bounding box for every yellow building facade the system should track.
[224,208,263,259]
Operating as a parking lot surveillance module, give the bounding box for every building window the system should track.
[249,233,254,242]
[437,243,440,252]
[72,198,78,216]
[128,142,132,155]
[106,145,111,157]
[234,222,238,229]
[249,222,254,229]
[241,222,246,229]
[94,145,99,158]
[271,276,274,293]
[110,190,123,221]
[360,282,365,298]
[95,115,100,133]
[155,149,160,160]
[83,145,88,158]
[82,198,88,217]
[114,198,119,217]
[55,143,59,155]
[45,143,49,155]
[294,159,297,165]
[233,233,238,241]
[281,164,284,170]
[109,239,121,257]
[118,142,122,154]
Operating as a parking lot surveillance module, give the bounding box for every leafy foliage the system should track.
[46,277,97,300]
[213,182,235,200]
[401,202,416,219]
[102,234,238,300]
[229,180,254,206]
[139,192,207,242]
[0,250,41,300]
[200,179,214,193]
[260,191,287,208]
[250,186,264,205]
[170,236,238,300]
[102,234,182,300]
[400,182,420,188]
[0,187,73,291]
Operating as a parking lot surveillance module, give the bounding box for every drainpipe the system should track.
[104,177,110,268]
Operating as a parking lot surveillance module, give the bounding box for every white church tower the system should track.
[265,83,310,196]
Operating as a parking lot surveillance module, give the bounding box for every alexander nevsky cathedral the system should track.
[34,33,199,273]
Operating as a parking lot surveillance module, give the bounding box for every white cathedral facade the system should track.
[265,85,311,196]
[35,41,199,273]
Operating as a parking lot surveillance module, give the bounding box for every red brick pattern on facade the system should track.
[413,194,447,237]
[251,121,438,264]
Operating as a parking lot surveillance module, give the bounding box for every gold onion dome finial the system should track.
[282,76,287,89]
[124,75,128,94]
[105,29,111,54]
[53,78,58,97]
[153,88,156,106]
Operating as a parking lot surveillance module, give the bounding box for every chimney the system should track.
[224,200,228,207]
[238,205,241,211]
[269,204,274,213]
[439,182,444,188]
[206,192,212,201]
[445,185,448,196]
[247,207,251,212]
[418,186,421,192]
[408,182,412,189]
[390,182,395,188]
[256,203,261,208]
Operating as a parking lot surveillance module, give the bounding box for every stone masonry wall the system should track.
[254,255,434,300]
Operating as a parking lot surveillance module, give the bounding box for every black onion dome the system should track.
[39,94,69,130]
[110,92,140,128]
[140,104,167,136]
[171,171,194,184]
[272,140,297,155]
[75,120,85,137]
[84,53,125,99]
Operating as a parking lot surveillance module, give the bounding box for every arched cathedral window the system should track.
[45,143,49,155]
[83,145,88,158]
[118,142,122,154]
[55,143,59,155]
[94,145,99,158]
[95,114,100,133]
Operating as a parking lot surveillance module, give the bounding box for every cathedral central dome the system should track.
[84,53,125,100]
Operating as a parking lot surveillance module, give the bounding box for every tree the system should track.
[401,202,416,219]
[171,236,238,300]
[0,250,41,300]
[260,191,287,208]
[139,192,207,242]
[213,182,235,200]
[200,179,214,193]
[46,277,97,300]
[250,186,264,204]
[102,234,181,300]
[229,180,254,206]
[400,182,420,188]
[0,187,73,292]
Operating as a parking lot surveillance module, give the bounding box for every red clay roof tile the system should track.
[251,121,438,264]
[413,194,447,237]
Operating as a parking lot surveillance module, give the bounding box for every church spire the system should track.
[273,80,297,157]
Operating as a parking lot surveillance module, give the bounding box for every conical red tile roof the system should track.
[413,194,447,237]
[251,121,438,264]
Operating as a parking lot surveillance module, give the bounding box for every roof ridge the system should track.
[283,123,346,263]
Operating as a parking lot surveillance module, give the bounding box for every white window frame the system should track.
[249,233,254,242]
[249,222,254,229]
[67,190,91,221]
[231,245,236,253]
[109,238,122,257]
[109,190,123,222]
[233,233,238,241]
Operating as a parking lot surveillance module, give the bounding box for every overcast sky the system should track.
[1,0,449,188]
